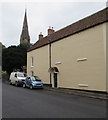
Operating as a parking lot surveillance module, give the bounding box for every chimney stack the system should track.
[39,32,43,40]
[48,26,55,35]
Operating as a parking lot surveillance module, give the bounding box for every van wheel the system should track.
[15,81,18,86]
[23,84,26,88]
[30,85,33,89]
[9,81,12,85]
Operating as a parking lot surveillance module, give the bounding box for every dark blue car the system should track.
[23,76,43,89]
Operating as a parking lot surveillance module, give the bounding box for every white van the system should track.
[9,72,26,86]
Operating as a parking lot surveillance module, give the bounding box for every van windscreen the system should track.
[17,73,25,77]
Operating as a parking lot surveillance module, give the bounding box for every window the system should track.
[31,56,34,67]
[15,74,17,77]
[17,73,25,77]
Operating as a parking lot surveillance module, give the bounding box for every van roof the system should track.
[11,72,24,74]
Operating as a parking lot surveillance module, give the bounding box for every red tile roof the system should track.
[28,7,108,52]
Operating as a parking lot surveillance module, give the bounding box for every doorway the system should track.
[53,73,57,88]
[48,67,59,88]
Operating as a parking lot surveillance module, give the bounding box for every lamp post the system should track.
[49,39,52,87]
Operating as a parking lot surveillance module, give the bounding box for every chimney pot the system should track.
[49,26,51,29]
[39,32,43,40]
[48,26,55,35]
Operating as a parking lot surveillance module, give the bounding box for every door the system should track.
[14,73,17,84]
[26,77,31,87]
[53,73,57,88]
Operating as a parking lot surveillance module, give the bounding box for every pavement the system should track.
[44,86,108,100]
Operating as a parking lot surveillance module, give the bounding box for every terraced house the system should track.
[27,8,108,93]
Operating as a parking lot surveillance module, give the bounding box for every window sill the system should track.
[31,66,34,68]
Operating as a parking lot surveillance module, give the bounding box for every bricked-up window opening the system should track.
[31,56,34,67]
[31,71,34,76]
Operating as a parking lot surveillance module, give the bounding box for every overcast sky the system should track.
[0,0,107,47]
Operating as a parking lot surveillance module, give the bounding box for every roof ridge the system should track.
[28,7,108,52]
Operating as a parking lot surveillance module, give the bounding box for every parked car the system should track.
[9,72,26,86]
[23,76,43,89]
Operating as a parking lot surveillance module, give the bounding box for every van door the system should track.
[14,73,18,84]
[10,73,15,84]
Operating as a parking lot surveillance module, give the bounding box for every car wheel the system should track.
[15,81,18,86]
[23,84,26,88]
[9,81,12,85]
[30,85,33,89]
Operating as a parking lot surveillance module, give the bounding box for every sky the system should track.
[0,0,107,47]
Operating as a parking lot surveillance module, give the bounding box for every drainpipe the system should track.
[49,39,52,87]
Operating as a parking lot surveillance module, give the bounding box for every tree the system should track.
[2,43,31,75]
[0,42,5,72]
[0,42,6,50]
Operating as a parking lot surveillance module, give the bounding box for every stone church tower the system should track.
[20,10,30,44]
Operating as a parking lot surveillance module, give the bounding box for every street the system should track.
[2,82,106,118]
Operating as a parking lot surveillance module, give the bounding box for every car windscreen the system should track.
[31,76,41,81]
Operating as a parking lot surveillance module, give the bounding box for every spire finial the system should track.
[25,8,27,13]
[25,2,27,13]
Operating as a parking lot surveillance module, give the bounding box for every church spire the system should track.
[20,9,30,44]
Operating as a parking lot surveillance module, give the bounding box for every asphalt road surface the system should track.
[2,82,106,118]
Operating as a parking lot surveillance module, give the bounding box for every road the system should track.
[2,82,106,118]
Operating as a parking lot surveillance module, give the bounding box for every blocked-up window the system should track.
[31,56,34,67]
[31,71,34,76]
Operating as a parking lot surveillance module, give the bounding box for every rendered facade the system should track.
[27,8,108,92]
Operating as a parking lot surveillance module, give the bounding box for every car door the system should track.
[26,77,31,87]
[26,77,29,87]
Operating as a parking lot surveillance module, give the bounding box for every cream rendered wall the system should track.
[106,22,108,93]
[51,23,106,92]
[27,45,50,84]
